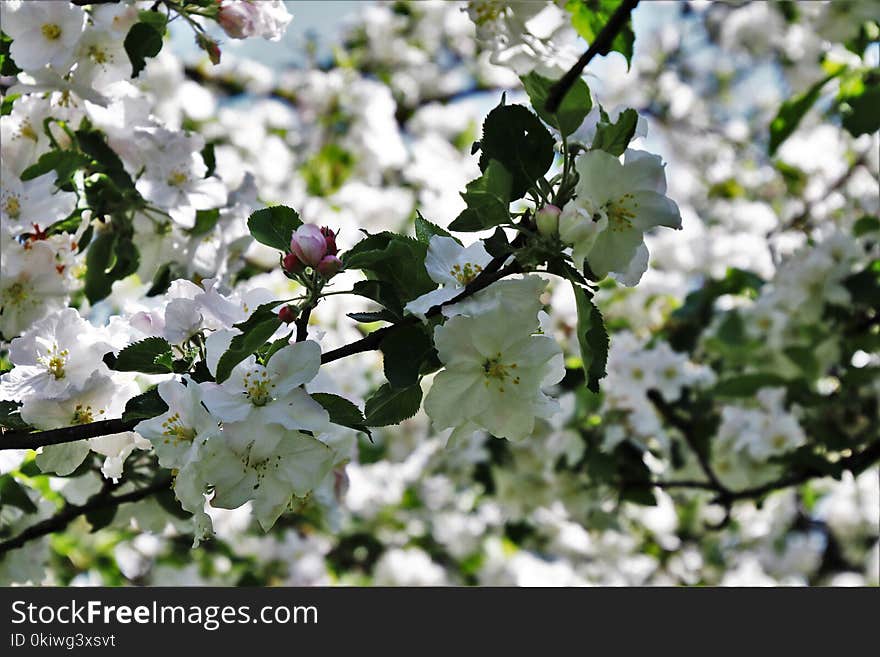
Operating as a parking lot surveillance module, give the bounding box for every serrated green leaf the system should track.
[380,324,434,388]
[107,337,174,374]
[572,283,608,393]
[449,159,513,232]
[189,208,221,237]
[312,393,371,437]
[414,211,456,244]
[345,235,435,303]
[215,302,283,383]
[591,108,638,157]
[521,71,592,136]
[478,103,555,199]
[124,21,164,78]
[247,205,302,251]
[350,279,404,317]
[121,387,168,423]
[83,229,116,303]
[364,383,422,427]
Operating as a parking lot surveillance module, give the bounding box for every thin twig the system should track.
[0,476,172,555]
[545,0,640,113]
[1,418,138,451]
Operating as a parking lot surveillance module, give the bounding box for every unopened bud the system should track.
[278,305,297,324]
[195,33,222,65]
[320,226,338,256]
[316,254,343,278]
[282,251,304,274]
[290,224,328,267]
[536,204,561,237]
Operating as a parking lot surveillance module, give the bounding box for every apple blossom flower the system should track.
[560,149,682,286]
[200,341,329,433]
[0,0,86,72]
[404,236,493,319]
[290,224,330,267]
[424,306,564,441]
[217,0,293,42]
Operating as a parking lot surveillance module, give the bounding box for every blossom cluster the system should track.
[0,0,877,588]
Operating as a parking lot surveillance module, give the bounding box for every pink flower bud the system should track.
[282,251,304,275]
[195,33,222,65]
[278,305,297,324]
[217,1,260,39]
[316,254,343,278]
[536,204,561,237]
[290,224,328,267]
[320,226,338,256]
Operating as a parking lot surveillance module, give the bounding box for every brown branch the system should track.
[0,476,172,555]
[320,256,521,364]
[545,0,640,113]
[646,389,730,497]
[1,418,138,451]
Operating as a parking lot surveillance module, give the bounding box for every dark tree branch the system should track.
[320,256,521,364]
[0,476,172,555]
[295,305,313,342]
[1,418,138,451]
[646,389,730,497]
[545,0,640,113]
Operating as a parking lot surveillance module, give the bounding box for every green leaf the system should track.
[1,93,19,116]
[75,128,135,189]
[121,387,168,423]
[83,229,116,303]
[312,393,371,437]
[86,505,117,532]
[137,9,168,31]
[0,31,20,76]
[347,310,398,323]
[380,324,434,388]
[853,215,879,237]
[769,71,840,155]
[189,208,221,237]
[565,0,636,69]
[478,103,555,199]
[247,205,302,252]
[0,475,38,513]
[351,279,404,317]
[591,108,638,157]
[521,71,592,136]
[838,69,880,137]
[572,283,608,393]
[345,235,435,303]
[449,159,513,232]
[215,302,283,383]
[364,383,422,427]
[21,149,91,188]
[106,337,174,375]
[414,212,456,244]
[124,21,164,78]
[712,374,791,397]
[0,400,29,431]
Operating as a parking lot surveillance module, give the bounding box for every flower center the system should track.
[87,45,109,65]
[450,262,483,286]
[39,344,69,379]
[72,404,103,425]
[3,195,21,218]
[4,281,28,305]
[771,434,787,450]
[482,352,520,392]
[19,120,38,142]
[41,23,62,41]
[471,0,505,25]
[243,369,274,406]
[167,170,189,187]
[161,412,196,444]
[605,193,637,232]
